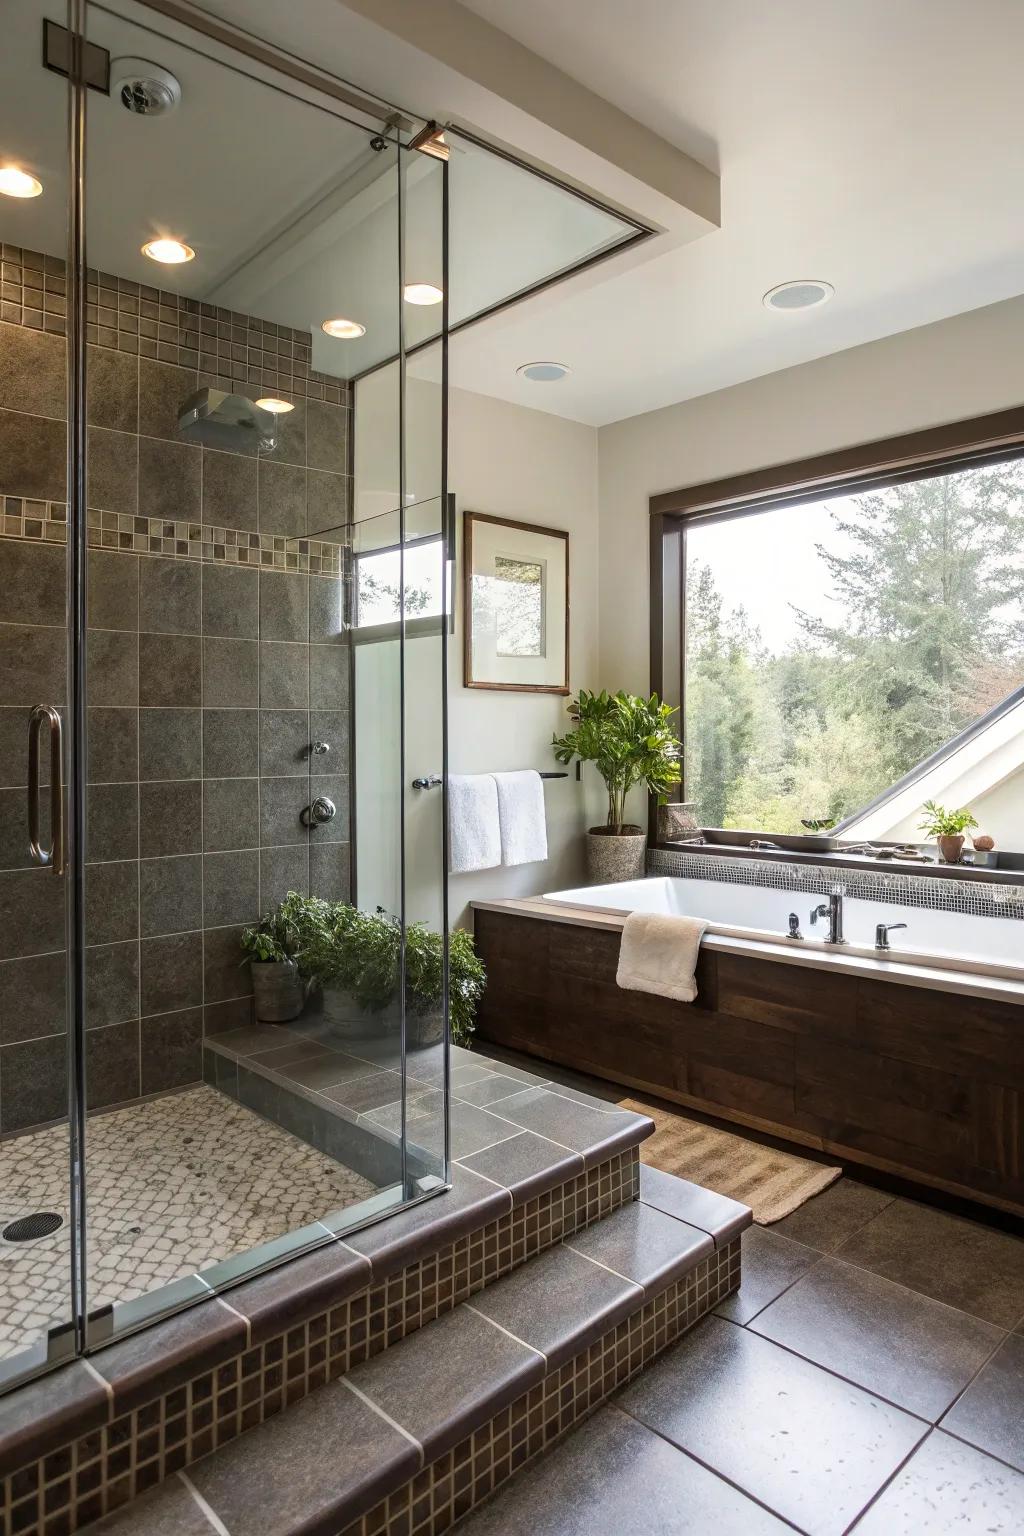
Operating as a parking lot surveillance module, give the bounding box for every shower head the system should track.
[177,388,277,452]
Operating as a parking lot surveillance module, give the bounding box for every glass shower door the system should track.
[0,0,75,1386]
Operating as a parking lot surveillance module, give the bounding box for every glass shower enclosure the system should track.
[0,0,449,1388]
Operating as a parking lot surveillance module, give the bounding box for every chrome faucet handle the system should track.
[301,796,336,826]
[809,902,829,925]
[787,913,804,940]
[875,921,907,950]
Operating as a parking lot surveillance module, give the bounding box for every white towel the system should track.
[616,911,708,1004]
[492,770,548,867]
[448,774,501,873]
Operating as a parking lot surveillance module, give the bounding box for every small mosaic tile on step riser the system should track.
[649,846,1024,920]
[343,1240,741,1536]
[0,1150,641,1536]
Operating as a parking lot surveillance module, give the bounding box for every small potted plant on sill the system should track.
[552,689,680,884]
[918,800,978,864]
[240,892,309,1021]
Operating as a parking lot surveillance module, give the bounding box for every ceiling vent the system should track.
[112,58,182,116]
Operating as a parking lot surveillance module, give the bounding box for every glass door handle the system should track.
[28,704,64,875]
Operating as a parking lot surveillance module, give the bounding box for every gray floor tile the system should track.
[347,1304,544,1458]
[715,1223,819,1324]
[617,1314,926,1536]
[640,1164,752,1247]
[835,1198,1024,1327]
[457,1130,585,1204]
[453,1070,542,1107]
[469,1244,642,1366]
[750,1257,1003,1421]
[771,1178,894,1252]
[456,1404,792,1535]
[186,1377,419,1534]
[483,1085,650,1163]
[851,1429,1024,1534]
[89,1474,213,1534]
[942,1333,1024,1471]
[566,1200,712,1292]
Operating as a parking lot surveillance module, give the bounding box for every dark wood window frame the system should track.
[648,403,1024,853]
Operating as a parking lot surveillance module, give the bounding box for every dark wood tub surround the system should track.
[473,907,1024,1219]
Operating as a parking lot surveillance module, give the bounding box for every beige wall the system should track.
[353,372,601,929]
[597,294,1024,700]
[447,386,601,926]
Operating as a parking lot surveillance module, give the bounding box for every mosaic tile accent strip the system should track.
[0,1087,376,1363]
[649,846,1024,921]
[0,247,351,406]
[342,1240,740,1536]
[0,1149,641,1536]
[0,498,349,574]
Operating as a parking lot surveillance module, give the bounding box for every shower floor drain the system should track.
[2,1211,63,1243]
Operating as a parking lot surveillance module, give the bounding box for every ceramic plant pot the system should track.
[937,833,966,864]
[320,986,402,1039]
[251,959,304,1022]
[586,826,647,884]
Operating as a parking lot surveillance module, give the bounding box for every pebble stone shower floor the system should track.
[0,1084,377,1361]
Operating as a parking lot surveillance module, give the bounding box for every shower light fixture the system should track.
[142,237,195,264]
[321,317,366,339]
[255,397,295,414]
[403,283,443,306]
[408,121,450,161]
[0,166,43,198]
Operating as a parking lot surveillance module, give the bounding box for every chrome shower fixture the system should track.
[177,388,277,452]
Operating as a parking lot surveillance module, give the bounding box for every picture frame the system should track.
[463,511,570,693]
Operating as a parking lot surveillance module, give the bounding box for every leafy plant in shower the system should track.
[240,890,324,965]
[552,689,681,833]
[257,895,485,1046]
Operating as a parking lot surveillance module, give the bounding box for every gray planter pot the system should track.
[251,959,304,1022]
[586,827,647,884]
[319,987,445,1047]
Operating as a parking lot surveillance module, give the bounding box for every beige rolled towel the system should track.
[616,911,708,1003]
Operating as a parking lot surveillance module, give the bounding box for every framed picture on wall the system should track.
[463,511,569,693]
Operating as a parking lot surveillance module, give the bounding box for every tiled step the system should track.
[0,1079,654,1536]
[80,1173,752,1536]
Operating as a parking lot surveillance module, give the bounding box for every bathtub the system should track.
[541,875,1024,984]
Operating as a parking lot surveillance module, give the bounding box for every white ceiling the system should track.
[451,0,1024,424]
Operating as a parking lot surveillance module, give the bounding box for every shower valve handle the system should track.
[301,796,336,826]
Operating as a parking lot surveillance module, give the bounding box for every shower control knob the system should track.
[311,741,330,756]
[301,796,336,826]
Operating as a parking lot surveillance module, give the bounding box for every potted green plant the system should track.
[248,894,486,1047]
[552,690,680,883]
[918,800,978,864]
[240,891,310,1021]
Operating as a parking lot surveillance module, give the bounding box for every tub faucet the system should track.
[810,887,847,944]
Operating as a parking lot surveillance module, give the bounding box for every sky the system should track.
[687,493,860,653]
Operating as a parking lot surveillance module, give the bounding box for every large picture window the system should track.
[653,412,1024,850]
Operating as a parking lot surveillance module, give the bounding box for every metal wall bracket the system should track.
[43,19,111,93]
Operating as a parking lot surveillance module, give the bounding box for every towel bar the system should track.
[411,771,569,790]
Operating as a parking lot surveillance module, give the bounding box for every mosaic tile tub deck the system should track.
[0,1089,658,1536]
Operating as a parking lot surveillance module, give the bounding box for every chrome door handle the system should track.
[28,705,64,875]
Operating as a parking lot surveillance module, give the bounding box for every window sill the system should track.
[656,838,1024,889]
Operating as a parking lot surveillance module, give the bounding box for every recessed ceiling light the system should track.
[516,361,572,383]
[321,317,367,339]
[763,279,834,312]
[255,397,295,414]
[0,166,43,198]
[403,283,443,306]
[141,237,195,265]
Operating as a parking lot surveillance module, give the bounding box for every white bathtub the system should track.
[542,875,1024,983]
